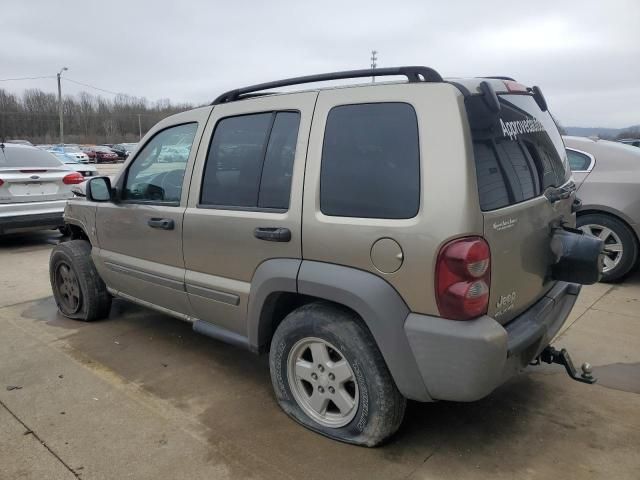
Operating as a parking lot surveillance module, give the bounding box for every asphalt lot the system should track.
[1,197,640,479]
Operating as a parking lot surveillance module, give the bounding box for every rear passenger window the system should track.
[200,111,300,209]
[320,103,420,219]
[567,149,591,171]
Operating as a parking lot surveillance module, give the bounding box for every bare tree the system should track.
[0,88,194,144]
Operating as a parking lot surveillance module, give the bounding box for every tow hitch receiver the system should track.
[533,346,597,384]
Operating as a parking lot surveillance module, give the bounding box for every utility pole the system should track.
[57,67,68,145]
[370,50,378,83]
[137,114,142,140]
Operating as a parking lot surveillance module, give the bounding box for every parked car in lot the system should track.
[52,67,602,446]
[49,151,98,178]
[0,143,84,235]
[5,139,33,146]
[82,146,119,163]
[565,136,640,281]
[619,138,640,148]
[48,145,90,163]
[111,143,137,160]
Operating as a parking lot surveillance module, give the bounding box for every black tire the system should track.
[269,302,406,447]
[49,240,112,321]
[577,213,639,282]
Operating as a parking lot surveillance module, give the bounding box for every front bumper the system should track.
[404,281,580,402]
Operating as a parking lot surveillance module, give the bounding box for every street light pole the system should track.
[137,114,142,140]
[57,67,68,145]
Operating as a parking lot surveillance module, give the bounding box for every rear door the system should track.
[466,88,574,324]
[182,92,315,335]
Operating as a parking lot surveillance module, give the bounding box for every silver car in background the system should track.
[0,143,84,235]
[564,136,640,281]
[49,151,98,178]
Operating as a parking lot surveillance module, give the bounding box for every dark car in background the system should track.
[110,143,137,160]
[619,138,640,148]
[82,146,119,163]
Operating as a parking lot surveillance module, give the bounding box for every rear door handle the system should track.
[147,218,175,230]
[254,227,291,242]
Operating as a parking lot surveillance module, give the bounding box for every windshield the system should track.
[64,146,82,153]
[0,147,63,168]
[95,146,113,152]
[465,92,570,211]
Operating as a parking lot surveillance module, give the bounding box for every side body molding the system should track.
[296,261,431,402]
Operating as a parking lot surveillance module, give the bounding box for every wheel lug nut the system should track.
[318,386,324,393]
[311,373,318,380]
[328,373,335,381]
[329,386,335,394]
[318,365,325,372]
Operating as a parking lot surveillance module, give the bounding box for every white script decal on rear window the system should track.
[500,117,546,140]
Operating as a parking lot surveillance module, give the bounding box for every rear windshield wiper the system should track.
[544,181,576,203]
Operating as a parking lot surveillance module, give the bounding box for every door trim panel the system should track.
[185,284,240,306]
[104,261,185,291]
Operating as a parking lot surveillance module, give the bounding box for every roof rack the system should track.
[483,76,517,81]
[212,66,443,105]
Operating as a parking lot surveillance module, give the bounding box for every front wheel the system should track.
[50,240,112,321]
[269,302,406,447]
[577,213,638,282]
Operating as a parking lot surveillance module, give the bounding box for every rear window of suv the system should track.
[466,93,570,211]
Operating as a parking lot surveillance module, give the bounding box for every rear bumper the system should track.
[404,281,580,402]
[0,201,66,234]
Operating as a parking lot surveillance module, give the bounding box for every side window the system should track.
[258,112,300,209]
[567,149,591,171]
[124,123,197,203]
[320,103,420,219]
[200,111,301,209]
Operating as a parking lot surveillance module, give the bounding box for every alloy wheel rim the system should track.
[287,337,359,428]
[579,223,623,273]
[55,262,82,313]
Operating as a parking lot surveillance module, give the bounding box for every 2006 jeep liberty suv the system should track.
[50,66,603,446]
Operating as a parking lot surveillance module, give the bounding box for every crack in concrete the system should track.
[0,295,53,311]
[0,398,81,479]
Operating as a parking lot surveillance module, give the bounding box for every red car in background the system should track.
[81,146,119,163]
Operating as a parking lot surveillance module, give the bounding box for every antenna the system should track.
[370,50,378,83]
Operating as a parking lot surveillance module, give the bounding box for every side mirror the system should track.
[86,176,114,202]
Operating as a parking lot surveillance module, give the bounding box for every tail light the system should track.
[0,178,4,187]
[62,172,85,185]
[435,237,491,320]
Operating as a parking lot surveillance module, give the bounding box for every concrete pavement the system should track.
[1,231,639,479]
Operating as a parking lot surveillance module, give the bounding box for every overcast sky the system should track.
[1,0,638,128]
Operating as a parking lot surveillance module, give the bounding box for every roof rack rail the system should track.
[483,76,517,81]
[212,66,443,105]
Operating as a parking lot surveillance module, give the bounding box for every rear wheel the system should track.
[50,240,112,321]
[577,213,638,282]
[269,302,406,446]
